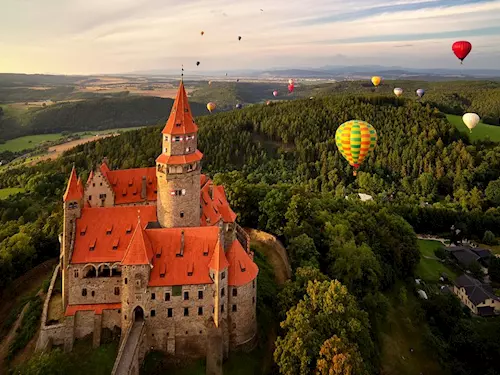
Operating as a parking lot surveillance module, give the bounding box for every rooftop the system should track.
[454,274,499,306]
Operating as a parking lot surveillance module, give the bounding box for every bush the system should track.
[482,230,497,245]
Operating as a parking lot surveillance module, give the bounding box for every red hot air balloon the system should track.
[452,41,472,64]
[288,84,294,93]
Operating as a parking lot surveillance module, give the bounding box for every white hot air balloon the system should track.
[462,113,480,133]
[394,88,403,97]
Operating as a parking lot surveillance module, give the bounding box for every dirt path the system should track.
[0,302,30,372]
[245,228,291,285]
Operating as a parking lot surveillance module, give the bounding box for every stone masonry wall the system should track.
[85,170,114,207]
[69,264,122,305]
[166,135,197,156]
[102,309,121,330]
[156,169,201,228]
[228,279,257,347]
[142,283,215,356]
[74,310,95,338]
[121,264,151,330]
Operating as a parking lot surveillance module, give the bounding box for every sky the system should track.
[1,0,500,75]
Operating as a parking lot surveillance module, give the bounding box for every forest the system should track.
[2,91,500,374]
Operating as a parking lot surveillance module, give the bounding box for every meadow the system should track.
[415,239,457,282]
[446,114,500,142]
[0,187,26,199]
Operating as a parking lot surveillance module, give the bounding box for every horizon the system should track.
[1,0,500,75]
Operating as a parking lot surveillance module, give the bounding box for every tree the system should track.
[316,335,368,375]
[482,230,497,245]
[274,280,374,375]
[485,179,500,207]
[488,256,500,283]
[434,246,447,260]
[468,261,484,281]
[287,234,319,268]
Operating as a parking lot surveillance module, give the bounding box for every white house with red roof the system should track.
[37,81,258,369]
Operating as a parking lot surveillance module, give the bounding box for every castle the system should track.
[37,81,259,371]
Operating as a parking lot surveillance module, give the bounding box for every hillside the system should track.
[0,96,207,142]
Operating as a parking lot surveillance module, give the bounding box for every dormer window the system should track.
[184,108,189,112]
[187,263,194,277]
[80,226,87,236]
[176,123,181,127]
[112,238,119,250]
[160,263,166,278]
[89,238,97,251]
[239,261,246,272]
[126,224,132,234]
[156,247,162,259]
[106,225,113,235]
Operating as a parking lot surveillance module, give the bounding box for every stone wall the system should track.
[166,135,197,156]
[228,279,257,347]
[103,309,122,330]
[69,263,122,305]
[156,169,201,228]
[74,310,95,338]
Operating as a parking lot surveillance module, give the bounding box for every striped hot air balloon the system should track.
[335,120,377,176]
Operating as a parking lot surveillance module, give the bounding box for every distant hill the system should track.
[0,96,207,142]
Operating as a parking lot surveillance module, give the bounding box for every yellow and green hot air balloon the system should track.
[371,76,381,87]
[335,120,377,176]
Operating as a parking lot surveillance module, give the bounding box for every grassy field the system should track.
[415,240,457,282]
[380,285,445,375]
[0,187,25,199]
[0,134,63,152]
[446,114,500,142]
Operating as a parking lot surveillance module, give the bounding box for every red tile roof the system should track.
[156,150,203,165]
[65,303,121,316]
[122,221,154,265]
[87,170,94,184]
[162,81,199,135]
[71,206,157,264]
[201,181,237,226]
[226,240,259,286]
[102,167,158,205]
[63,166,83,202]
[147,226,220,286]
[208,238,229,271]
[100,161,111,175]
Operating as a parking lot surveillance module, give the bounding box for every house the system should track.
[452,274,500,316]
[445,246,491,268]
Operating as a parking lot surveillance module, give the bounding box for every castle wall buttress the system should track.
[228,280,257,348]
[62,201,81,310]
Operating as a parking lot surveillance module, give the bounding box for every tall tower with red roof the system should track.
[156,81,203,228]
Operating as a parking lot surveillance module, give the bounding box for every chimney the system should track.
[180,230,185,257]
[141,176,147,199]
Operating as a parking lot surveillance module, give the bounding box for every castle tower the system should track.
[156,81,203,228]
[61,166,83,310]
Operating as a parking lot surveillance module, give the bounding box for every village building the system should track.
[452,274,500,317]
[37,81,259,373]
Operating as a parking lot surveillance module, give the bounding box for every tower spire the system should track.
[181,64,184,82]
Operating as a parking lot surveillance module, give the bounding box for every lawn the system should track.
[415,240,458,282]
[0,134,63,152]
[446,114,500,142]
[0,187,25,199]
[380,284,445,375]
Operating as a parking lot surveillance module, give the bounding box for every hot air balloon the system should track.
[236,103,242,109]
[394,88,403,97]
[207,102,216,113]
[196,61,200,66]
[266,100,271,105]
[416,89,425,98]
[288,84,294,93]
[335,120,377,176]
[201,31,204,36]
[310,97,314,100]
[225,73,228,76]
[452,41,472,64]
[208,81,212,85]
[462,113,480,133]
[288,78,294,85]
[371,76,381,87]
[273,90,278,97]
[238,36,242,41]
[236,79,240,82]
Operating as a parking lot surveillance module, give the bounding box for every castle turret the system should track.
[156,81,203,228]
[61,166,83,310]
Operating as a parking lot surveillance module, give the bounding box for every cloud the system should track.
[1,0,500,74]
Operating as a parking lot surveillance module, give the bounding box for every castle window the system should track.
[91,291,95,297]
[164,135,169,141]
[151,310,156,317]
[174,136,181,142]
[198,307,203,316]
[221,304,224,313]
[100,193,107,200]
[100,182,102,186]
[168,308,173,317]
[232,304,237,312]
[172,286,182,296]
[232,289,237,297]
[93,183,95,187]
[74,269,79,278]
[181,189,186,196]
[198,291,203,300]
[151,293,156,300]
[176,123,181,127]
[253,280,255,289]
[89,195,92,201]
[186,147,191,153]
[114,287,120,296]
[165,292,170,301]
[221,288,225,297]
[184,308,189,316]
[180,212,184,218]
[221,271,225,280]
[252,297,255,304]
[184,291,189,300]
[125,278,128,285]
[82,288,87,297]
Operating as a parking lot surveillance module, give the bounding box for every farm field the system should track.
[0,187,25,199]
[0,134,62,152]
[446,114,500,142]
[415,239,458,282]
